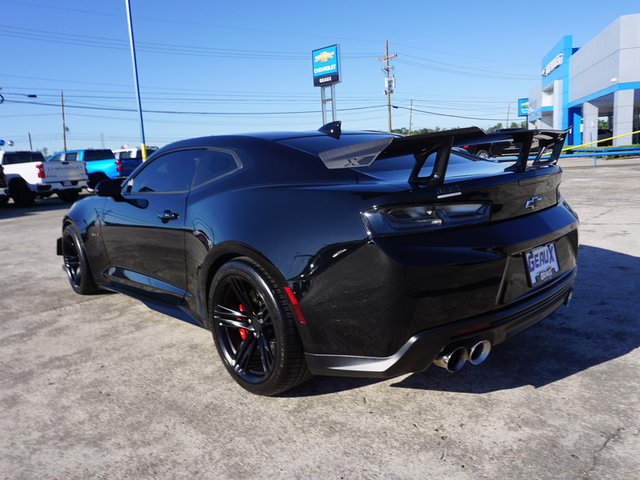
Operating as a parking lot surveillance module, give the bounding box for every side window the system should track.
[127,149,205,193]
[48,153,62,162]
[119,151,131,160]
[193,149,240,188]
[65,152,78,161]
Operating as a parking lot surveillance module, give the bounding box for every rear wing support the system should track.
[505,128,570,173]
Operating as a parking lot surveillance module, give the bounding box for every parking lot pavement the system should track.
[1,159,639,479]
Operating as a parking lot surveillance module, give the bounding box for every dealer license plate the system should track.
[525,243,560,286]
[63,181,71,187]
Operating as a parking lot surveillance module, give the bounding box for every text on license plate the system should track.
[525,243,560,286]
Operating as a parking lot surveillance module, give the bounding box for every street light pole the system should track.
[125,0,147,161]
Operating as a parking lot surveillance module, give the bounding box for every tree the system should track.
[41,147,48,158]
[391,126,446,136]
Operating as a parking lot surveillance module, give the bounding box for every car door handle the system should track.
[157,210,179,223]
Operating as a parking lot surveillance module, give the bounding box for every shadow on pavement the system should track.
[283,244,640,397]
[0,194,89,220]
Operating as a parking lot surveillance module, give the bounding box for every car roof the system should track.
[160,130,391,151]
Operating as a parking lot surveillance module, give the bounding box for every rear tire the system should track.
[476,149,490,159]
[58,189,80,203]
[209,257,310,395]
[9,179,35,207]
[88,173,108,190]
[61,224,99,294]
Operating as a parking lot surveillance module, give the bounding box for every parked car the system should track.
[0,164,8,206]
[462,128,543,158]
[57,124,578,395]
[597,129,613,147]
[113,147,157,161]
[48,149,141,189]
[1,150,88,207]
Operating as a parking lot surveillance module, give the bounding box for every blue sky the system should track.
[0,0,638,153]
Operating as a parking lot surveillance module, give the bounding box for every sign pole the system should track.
[330,84,336,122]
[320,87,326,125]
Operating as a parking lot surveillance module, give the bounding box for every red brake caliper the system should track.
[238,304,248,340]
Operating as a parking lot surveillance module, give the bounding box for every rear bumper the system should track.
[305,267,576,377]
[294,200,578,370]
[36,180,88,192]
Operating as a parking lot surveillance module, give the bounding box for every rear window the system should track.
[278,134,391,156]
[83,150,114,161]
[278,134,477,174]
[2,152,45,164]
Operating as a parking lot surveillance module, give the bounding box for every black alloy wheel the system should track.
[209,257,309,395]
[61,224,98,294]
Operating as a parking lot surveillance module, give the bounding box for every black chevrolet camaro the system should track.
[57,123,578,395]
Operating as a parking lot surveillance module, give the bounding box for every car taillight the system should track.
[36,164,45,179]
[361,203,491,236]
[115,160,122,173]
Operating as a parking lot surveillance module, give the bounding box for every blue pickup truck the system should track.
[48,149,141,189]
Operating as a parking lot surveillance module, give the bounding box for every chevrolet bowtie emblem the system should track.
[315,51,335,63]
[525,196,543,209]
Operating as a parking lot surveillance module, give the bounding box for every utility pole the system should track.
[408,99,413,135]
[506,102,511,129]
[28,132,33,150]
[378,40,397,132]
[60,90,67,151]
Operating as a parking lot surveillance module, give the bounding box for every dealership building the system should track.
[527,14,640,146]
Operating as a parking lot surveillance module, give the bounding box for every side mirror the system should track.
[96,178,123,198]
[96,178,148,209]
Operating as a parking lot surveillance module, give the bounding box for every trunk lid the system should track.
[356,151,561,223]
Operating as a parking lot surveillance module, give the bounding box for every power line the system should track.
[398,53,537,78]
[3,98,388,116]
[392,104,514,122]
[395,57,537,81]
[0,25,377,60]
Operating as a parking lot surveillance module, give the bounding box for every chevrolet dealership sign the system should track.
[518,98,529,117]
[312,44,340,87]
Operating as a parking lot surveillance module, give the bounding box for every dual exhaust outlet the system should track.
[433,340,492,373]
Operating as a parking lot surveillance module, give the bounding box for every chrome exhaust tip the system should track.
[433,346,468,373]
[468,340,491,366]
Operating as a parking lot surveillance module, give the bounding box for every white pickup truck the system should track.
[0,164,8,206]
[0,151,88,207]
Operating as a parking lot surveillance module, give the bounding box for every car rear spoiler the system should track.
[318,126,570,186]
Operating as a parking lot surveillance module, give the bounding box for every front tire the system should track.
[61,224,99,294]
[209,257,310,395]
